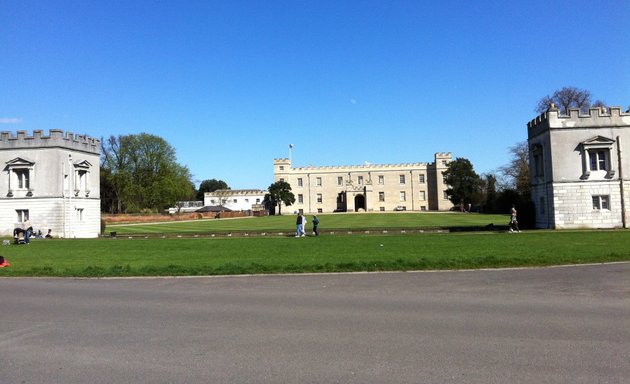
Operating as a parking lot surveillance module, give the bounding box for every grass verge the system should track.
[1,230,629,277]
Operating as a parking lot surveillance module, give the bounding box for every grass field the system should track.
[107,212,511,235]
[1,230,629,277]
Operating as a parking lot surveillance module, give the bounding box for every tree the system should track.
[498,140,530,199]
[100,133,195,213]
[442,157,481,209]
[480,173,498,213]
[264,180,295,215]
[196,179,229,200]
[535,86,595,115]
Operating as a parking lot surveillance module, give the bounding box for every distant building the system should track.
[0,130,101,238]
[203,189,267,212]
[528,105,630,229]
[273,153,453,214]
[166,201,203,214]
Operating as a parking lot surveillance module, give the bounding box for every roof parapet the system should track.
[0,129,100,154]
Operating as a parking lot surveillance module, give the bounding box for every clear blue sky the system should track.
[2,1,628,190]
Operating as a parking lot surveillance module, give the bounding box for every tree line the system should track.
[100,133,229,214]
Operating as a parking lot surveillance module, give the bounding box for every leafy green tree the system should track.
[100,133,194,213]
[443,157,481,209]
[196,179,229,200]
[264,180,295,215]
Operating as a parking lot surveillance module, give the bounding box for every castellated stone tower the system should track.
[528,106,630,229]
[0,130,101,238]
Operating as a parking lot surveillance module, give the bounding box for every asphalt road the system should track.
[1,263,628,384]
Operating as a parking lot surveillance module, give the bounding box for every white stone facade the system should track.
[0,130,101,238]
[273,153,453,214]
[204,189,266,211]
[528,106,630,229]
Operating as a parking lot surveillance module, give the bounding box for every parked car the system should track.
[394,206,407,211]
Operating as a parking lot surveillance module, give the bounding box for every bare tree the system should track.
[535,86,593,115]
[498,141,530,198]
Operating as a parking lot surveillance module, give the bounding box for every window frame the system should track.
[580,136,616,179]
[592,195,610,210]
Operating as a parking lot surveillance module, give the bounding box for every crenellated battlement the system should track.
[0,129,100,154]
[528,106,630,138]
[290,162,431,172]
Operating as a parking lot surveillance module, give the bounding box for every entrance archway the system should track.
[354,194,366,212]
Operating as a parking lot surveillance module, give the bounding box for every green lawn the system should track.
[107,212,510,234]
[1,230,628,277]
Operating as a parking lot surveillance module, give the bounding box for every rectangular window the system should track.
[297,178,303,187]
[379,192,385,202]
[443,191,449,200]
[233,199,237,203]
[534,153,544,177]
[15,169,30,189]
[316,193,322,203]
[316,177,322,186]
[419,191,426,200]
[418,174,425,183]
[279,166,284,171]
[399,174,406,184]
[420,206,427,211]
[442,174,448,184]
[256,198,260,204]
[378,175,384,185]
[441,160,448,166]
[358,176,363,185]
[590,150,608,171]
[76,208,84,221]
[279,178,285,182]
[379,207,385,211]
[298,194,303,204]
[592,195,610,210]
[76,170,88,191]
[400,191,406,201]
[317,208,323,213]
[16,209,29,222]
[337,176,343,186]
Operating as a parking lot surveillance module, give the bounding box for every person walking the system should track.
[312,215,319,236]
[509,205,521,233]
[23,217,32,244]
[300,213,307,237]
[295,213,303,237]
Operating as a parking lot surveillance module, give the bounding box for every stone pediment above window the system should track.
[5,157,35,169]
[73,160,92,169]
[580,136,616,148]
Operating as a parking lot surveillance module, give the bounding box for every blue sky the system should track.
[2,1,628,190]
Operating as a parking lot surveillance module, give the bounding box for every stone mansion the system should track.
[273,153,453,214]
